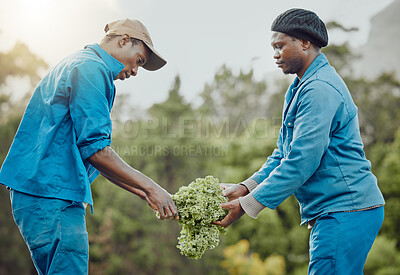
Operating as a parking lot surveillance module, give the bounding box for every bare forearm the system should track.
[102,173,147,199]
[88,146,178,220]
[88,146,157,194]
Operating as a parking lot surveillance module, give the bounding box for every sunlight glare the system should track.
[19,0,52,19]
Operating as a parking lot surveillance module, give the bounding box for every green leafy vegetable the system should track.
[172,175,228,259]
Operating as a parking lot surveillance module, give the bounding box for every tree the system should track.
[197,65,268,137]
[221,239,286,275]
[347,74,400,146]
[0,41,48,275]
[369,129,400,247]
[364,236,400,275]
[323,21,360,76]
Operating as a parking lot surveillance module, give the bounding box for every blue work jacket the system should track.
[246,54,384,224]
[0,44,124,206]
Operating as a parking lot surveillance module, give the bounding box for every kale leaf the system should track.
[172,175,228,259]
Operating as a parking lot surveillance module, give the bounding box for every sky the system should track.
[0,0,395,110]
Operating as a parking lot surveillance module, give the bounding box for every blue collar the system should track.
[297,53,329,86]
[84,43,124,80]
[285,54,329,107]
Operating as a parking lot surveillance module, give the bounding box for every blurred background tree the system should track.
[197,65,268,134]
[0,40,48,275]
[221,239,285,275]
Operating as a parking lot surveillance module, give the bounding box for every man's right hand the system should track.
[212,199,245,228]
[145,186,178,220]
[220,183,249,201]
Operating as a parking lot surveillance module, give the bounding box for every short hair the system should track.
[103,34,141,46]
[289,35,321,51]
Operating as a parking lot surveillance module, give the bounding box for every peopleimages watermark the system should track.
[113,145,229,157]
[106,116,282,139]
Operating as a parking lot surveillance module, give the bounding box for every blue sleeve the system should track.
[250,127,284,183]
[251,82,346,209]
[68,62,113,160]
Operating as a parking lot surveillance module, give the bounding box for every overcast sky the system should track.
[0,0,394,110]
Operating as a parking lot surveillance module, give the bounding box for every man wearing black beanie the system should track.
[214,8,385,274]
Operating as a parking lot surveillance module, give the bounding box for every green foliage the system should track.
[322,21,360,76]
[265,77,291,123]
[325,21,359,32]
[197,65,268,136]
[369,129,400,246]
[348,74,400,146]
[0,41,47,275]
[291,264,309,275]
[323,42,359,73]
[87,177,187,275]
[172,176,228,259]
[0,40,48,161]
[364,236,400,275]
[215,136,277,183]
[221,239,286,275]
[0,188,33,275]
[222,198,309,273]
[0,41,47,85]
[149,75,193,124]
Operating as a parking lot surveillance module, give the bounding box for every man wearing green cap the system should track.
[214,8,385,274]
[0,19,178,274]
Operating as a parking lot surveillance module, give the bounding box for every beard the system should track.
[283,55,304,75]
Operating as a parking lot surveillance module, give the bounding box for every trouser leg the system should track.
[10,190,89,275]
[308,207,384,275]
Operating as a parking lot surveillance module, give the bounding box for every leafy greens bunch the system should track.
[172,175,228,259]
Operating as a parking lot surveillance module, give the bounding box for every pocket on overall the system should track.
[283,114,295,154]
[59,201,88,255]
[12,201,52,250]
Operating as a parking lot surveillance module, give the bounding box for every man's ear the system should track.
[118,34,131,48]
[301,40,312,51]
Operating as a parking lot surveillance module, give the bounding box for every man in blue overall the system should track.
[0,19,178,274]
[214,9,385,274]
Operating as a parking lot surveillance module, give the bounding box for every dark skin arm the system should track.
[219,183,249,201]
[88,146,178,220]
[101,173,157,212]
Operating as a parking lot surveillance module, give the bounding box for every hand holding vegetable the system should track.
[212,199,245,228]
[146,186,179,220]
[220,183,249,201]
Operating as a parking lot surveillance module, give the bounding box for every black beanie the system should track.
[271,8,328,48]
